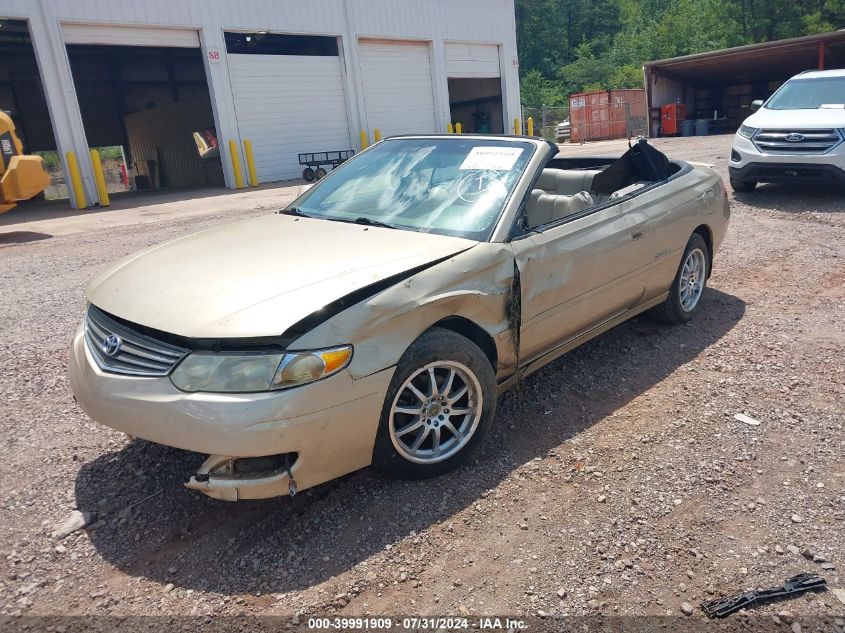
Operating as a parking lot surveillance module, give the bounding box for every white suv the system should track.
[729,69,845,192]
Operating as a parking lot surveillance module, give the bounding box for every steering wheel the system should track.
[457,170,507,203]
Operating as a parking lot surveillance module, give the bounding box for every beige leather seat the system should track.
[536,168,602,195]
[525,190,594,229]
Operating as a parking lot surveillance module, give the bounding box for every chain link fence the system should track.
[570,100,648,144]
[522,96,648,145]
[520,105,570,142]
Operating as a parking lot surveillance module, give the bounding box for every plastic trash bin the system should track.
[695,119,710,136]
[682,120,695,136]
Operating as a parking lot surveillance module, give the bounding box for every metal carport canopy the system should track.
[644,30,845,87]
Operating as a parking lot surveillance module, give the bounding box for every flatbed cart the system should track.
[298,150,355,181]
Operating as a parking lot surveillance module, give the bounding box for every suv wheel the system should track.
[730,177,757,192]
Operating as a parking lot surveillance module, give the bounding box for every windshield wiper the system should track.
[352,217,398,230]
[278,207,313,218]
[281,210,398,229]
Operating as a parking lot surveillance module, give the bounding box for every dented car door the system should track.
[512,202,650,363]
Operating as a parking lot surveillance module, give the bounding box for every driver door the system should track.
[513,199,651,363]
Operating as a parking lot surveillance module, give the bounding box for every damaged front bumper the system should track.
[184,453,300,501]
[69,327,394,500]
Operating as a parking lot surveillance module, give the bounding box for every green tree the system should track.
[515,0,845,104]
[519,69,568,107]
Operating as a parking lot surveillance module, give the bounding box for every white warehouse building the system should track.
[0,0,521,208]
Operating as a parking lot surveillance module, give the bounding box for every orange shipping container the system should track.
[609,88,647,138]
[569,88,647,143]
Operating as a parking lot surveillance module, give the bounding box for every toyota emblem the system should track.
[784,133,805,142]
[102,334,122,357]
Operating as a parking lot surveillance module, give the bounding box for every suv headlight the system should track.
[170,346,352,393]
[738,125,758,139]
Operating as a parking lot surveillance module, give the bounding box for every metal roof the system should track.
[644,30,845,87]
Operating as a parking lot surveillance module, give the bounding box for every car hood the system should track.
[744,106,845,129]
[87,214,476,339]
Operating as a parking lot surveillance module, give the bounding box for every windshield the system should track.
[289,138,536,240]
[766,76,845,110]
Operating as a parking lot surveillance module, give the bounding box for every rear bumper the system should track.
[729,162,845,185]
[69,326,394,499]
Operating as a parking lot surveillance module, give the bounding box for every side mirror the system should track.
[750,99,764,112]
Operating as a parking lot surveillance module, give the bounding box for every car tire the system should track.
[649,233,710,325]
[730,177,756,192]
[372,327,496,480]
[315,167,327,180]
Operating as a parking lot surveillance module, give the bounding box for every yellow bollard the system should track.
[88,149,110,207]
[373,128,382,143]
[65,151,87,209]
[527,117,534,137]
[228,139,245,189]
[243,139,258,187]
[447,122,454,134]
[455,122,462,134]
[359,129,369,150]
[513,118,521,135]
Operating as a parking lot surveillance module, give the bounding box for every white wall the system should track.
[648,73,686,110]
[0,0,521,206]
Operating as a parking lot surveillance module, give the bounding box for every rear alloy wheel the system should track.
[730,177,756,192]
[650,233,710,325]
[373,328,496,479]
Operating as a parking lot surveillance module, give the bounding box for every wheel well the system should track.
[693,224,714,277]
[431,317,498,371]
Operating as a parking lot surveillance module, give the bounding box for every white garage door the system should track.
[358,40,437,138]
[228,54,352,182]
[445,43,501,78]
[62,24,200,47]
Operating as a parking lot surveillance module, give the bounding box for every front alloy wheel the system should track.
[373,327,496,479]
[389,361,482,465]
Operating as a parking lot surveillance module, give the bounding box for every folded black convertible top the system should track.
[592,139,672,195]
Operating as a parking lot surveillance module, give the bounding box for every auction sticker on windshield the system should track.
[459,146,524,171]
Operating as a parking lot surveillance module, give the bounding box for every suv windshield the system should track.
[766,76,845,110]
[289,137,536,240]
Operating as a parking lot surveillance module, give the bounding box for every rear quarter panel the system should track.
[639,164,729,299]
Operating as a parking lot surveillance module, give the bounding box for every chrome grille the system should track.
[753,129,843,155]
[84,305,188,376]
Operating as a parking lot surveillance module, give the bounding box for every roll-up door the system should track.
[227,43,352,183]
[358,40,437,137]
[444,43,501,78]
[62,24,200,48]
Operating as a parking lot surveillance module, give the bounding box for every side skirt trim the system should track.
[496,292,669,395]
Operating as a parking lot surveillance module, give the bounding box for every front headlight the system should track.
[170,346,352,393]
[738,125,758,139]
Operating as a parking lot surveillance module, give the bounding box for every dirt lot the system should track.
[1,135,843,628]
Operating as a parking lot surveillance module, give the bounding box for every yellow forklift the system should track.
[0,110,50,214]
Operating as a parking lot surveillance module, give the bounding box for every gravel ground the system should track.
[0,135,843,628]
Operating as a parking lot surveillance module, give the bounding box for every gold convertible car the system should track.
[69,136,730,500]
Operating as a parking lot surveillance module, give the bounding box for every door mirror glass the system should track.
[750,99,764,112]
